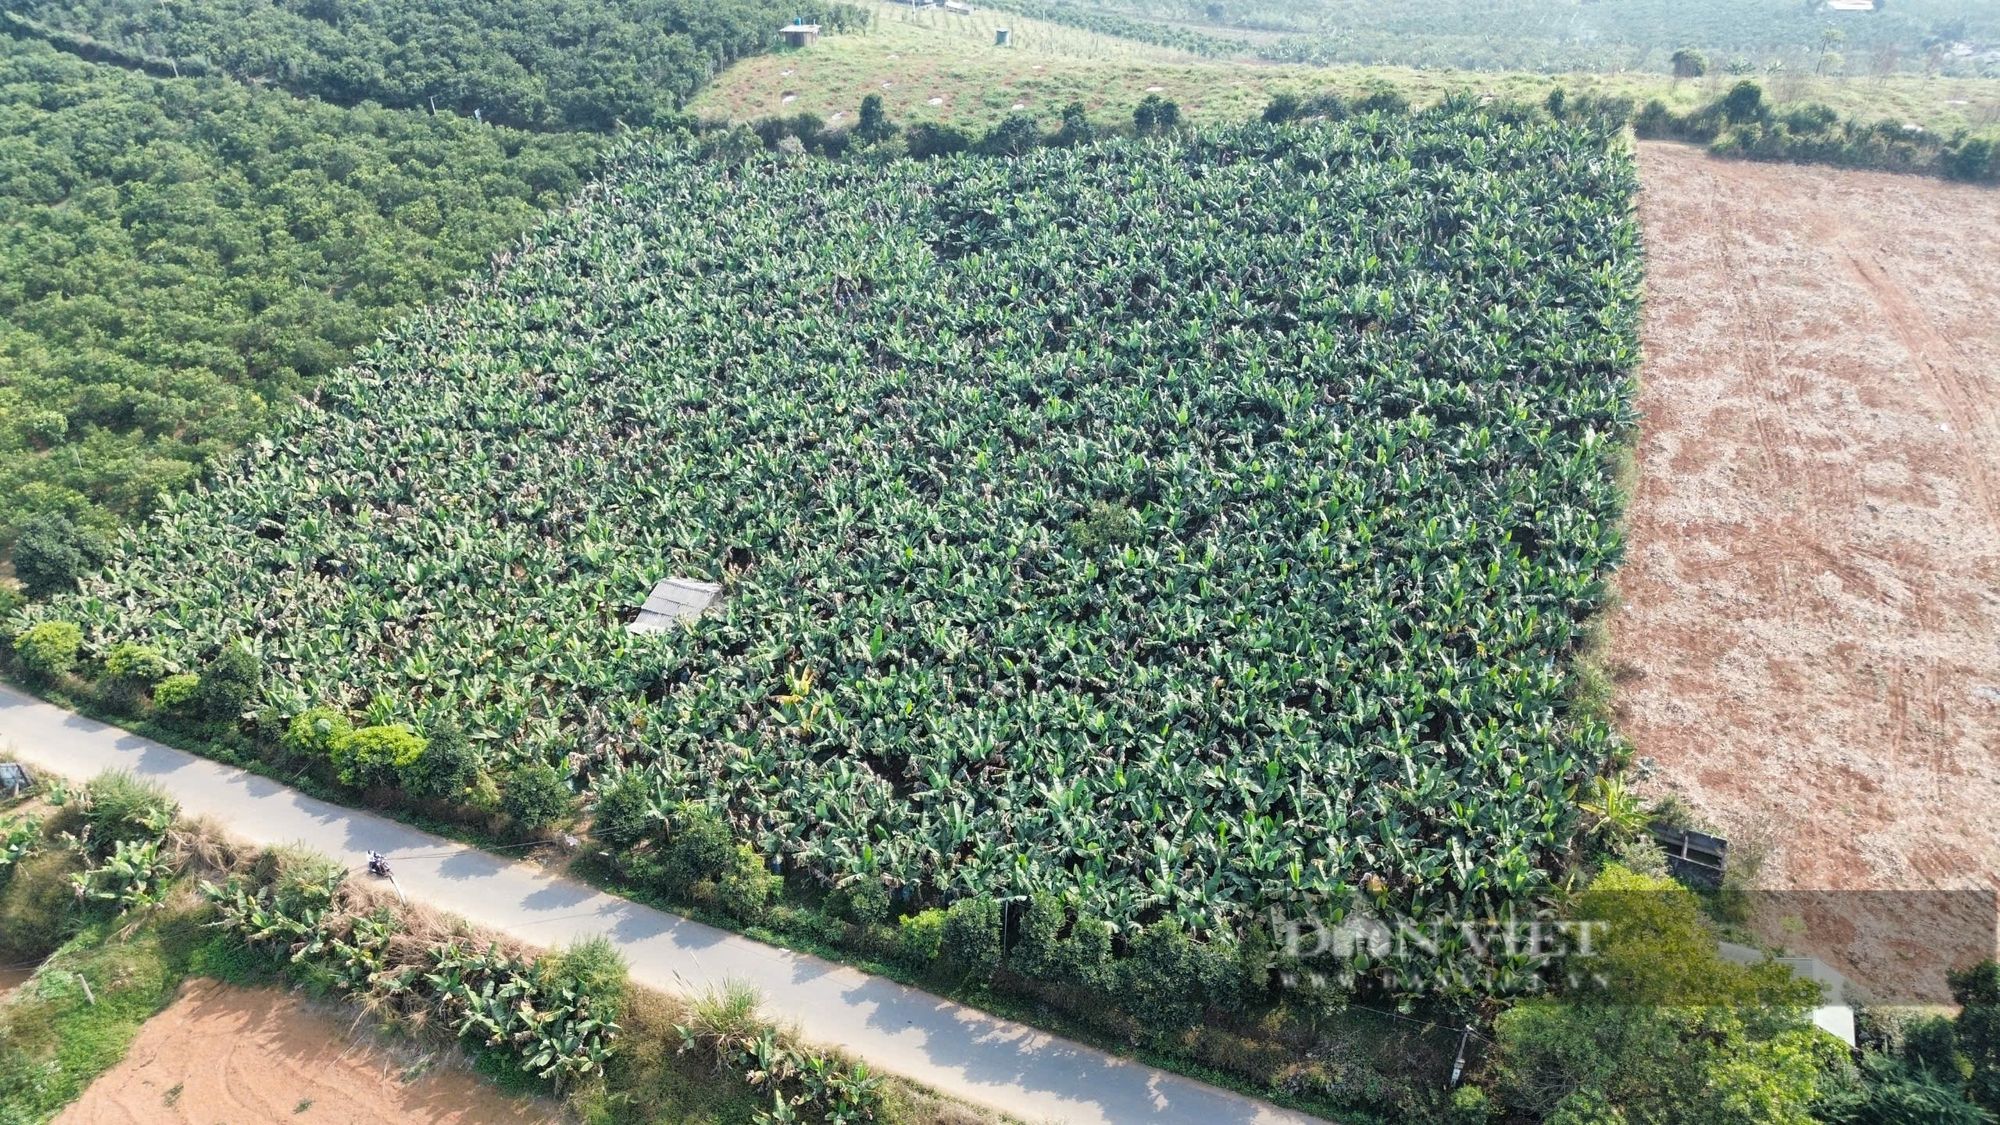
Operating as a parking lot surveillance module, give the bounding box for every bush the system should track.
[1722,80,1766,125]
[283,706,353,760]
[898,908,946,969]
[403,715,479,801]
[835,878,890,925]
[1262,92,1301,123]
[1491,865,1834,1124]
[1012,893,1113,991]
[331,724,424,788]
[1948,960,2000,1110]
[1050,101,1095,148]
[1134,93,1180,135]
[11,512,110,599]
[855,93,897,144]
[0,849,85,963]
[501,761,574,831]
[590,770,657,848]
[1951,138,1996,183]
[942,896,1002,978]
[657,804,735,893]
[12,620,81,681]
[102,641,168,688]
[905,122,971,160]
[1120,919,1240,1032]
[978,114,1043,157]
[718,846,780,922]
[195,644,261,721]
[153,673,200,711]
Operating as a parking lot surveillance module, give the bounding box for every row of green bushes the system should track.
[1635,80,1999,183]
[7,622,581,843]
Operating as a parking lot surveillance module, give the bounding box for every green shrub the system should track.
[0,584,21,618]
[1012,893,1114,991]
[500,761,573,831]
[942,896,1002,978]
[194,644,261,721]
[11,512,110,599]
[102,641,168,687]
[283,706,353,760]
[12,620,81,681]
[898,908,946,969]
[152,673,200,711]
[657,804,735,893]
[331,724,424,788]
[836,878,890,925]
[403,715,479,801]
[1120,919,1240,1032]
[718,846,780,922]
[590,770,658,848]
[1948,960,2000,1110]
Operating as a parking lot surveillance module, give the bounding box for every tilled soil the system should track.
[1619,142,2000,1001]
[52,979,557,1125]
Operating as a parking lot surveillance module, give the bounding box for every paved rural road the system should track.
[0,684,1323,1125]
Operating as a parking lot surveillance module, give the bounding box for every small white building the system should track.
[780,22,821,48]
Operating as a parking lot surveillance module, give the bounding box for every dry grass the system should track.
[691,3,2000,134]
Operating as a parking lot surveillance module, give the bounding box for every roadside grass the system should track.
[692,2,2000,135]
[0,888,210,1124]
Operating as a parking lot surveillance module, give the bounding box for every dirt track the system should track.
[53,980,556,1125]
[1620,143,2000,996]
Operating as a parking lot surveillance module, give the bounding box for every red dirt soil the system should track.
[52,980,557,1125]
[1619,142,2000,1000]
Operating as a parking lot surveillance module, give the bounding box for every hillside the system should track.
[0,33,602,557]
[0,0,868,130]
[33,106,1640,936]
[694,2,2000,137]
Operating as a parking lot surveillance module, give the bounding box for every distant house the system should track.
[627,577,722,634]
[1825,0,1874,10]
[779,22,820,48]
[944,1,973,14]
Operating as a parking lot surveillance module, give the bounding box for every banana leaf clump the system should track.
[37,104,1642,937]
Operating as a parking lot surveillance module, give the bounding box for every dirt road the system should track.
[1619,143,2000,996]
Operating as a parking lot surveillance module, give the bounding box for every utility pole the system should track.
[1449,1023,1473,1087]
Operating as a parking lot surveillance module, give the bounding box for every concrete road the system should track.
[0,683,1326,1125]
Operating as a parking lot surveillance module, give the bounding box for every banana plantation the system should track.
[35,104,1642,935]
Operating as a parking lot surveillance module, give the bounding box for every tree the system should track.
[332,723,425,788]
[1491,866,1836,1124]
[942,896,1002,977]
[1204,2,1224,22]
[978,113,1042,157]
[657,804,735,892]
[1723,80,1767,125]
[1950,960,2000,1110]
[855,93,897,143]
[1051,101,1095,147]
[1818,27,1848,75]
[404,715,480,801]
[12,513,110,599]
[1672,48,1709,80]
[195,644,261,721]
[1263,92,1301,124]
[1134,94,1180,135]
[12,620,82,682]
[501,761,574,831]
[284,706,353,759]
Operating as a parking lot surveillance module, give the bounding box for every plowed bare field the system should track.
[53,980,556,1125]
[1620,143,2000,996]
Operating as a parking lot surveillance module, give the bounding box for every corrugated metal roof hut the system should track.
[627,577,722,633]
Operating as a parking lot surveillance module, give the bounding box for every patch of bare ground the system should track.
[51,979,558,1125]
[1620,142,2000,1001]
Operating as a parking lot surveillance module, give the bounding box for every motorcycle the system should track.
[366,851,392,878]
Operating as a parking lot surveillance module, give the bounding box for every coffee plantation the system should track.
[28,103,1640,938]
